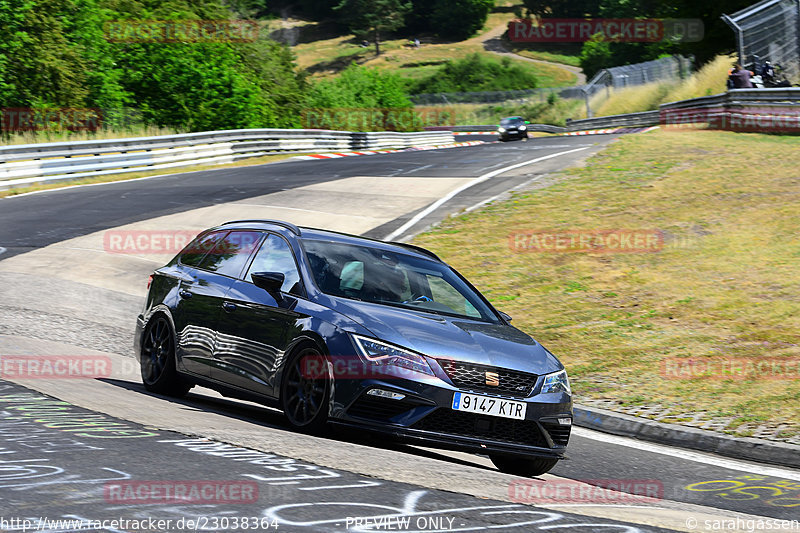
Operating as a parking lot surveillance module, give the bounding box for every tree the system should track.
[336,0,411,55]
[431,0,493,41]
[578,33,612,79]
[522,0,598,18]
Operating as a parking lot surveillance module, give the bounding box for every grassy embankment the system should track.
[274,8,576,88]
[413,129,800,440]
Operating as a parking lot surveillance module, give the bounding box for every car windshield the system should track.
[500,117,524,126]
[302,239,499,323]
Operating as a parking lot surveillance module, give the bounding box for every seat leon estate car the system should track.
[135,220,572,476]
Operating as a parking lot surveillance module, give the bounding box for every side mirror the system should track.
[524,120,530,124]
[499,311,513,323]
[251,271,285,296]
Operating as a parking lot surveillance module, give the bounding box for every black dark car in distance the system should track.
[135,220,572,476]
[498,116,530,141]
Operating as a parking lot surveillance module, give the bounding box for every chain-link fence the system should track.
[410,55,691,113]
[583,56,692,98]
[723,0,800,83]
[409,87,585,105]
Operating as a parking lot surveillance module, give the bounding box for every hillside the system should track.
[266,3,580,89]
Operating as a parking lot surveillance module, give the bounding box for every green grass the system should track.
[413,129,800,438]
[506,42,583,67]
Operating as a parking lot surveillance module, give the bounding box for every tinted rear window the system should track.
[179,231,225,267]
[198,231,263,278]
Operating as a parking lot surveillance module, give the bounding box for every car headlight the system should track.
[541,369,571,395]
[351,335,434,376]
[519,125,527,130]
[498,127,506,132]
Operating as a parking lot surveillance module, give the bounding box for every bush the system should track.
[306,64,421,130]
[412,53,538,94]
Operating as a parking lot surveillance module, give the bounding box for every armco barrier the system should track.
[566,110,661,131]
[441,89,800,134]
[660,88,800,132]
[0,129,454,190]
[427,124,567,134]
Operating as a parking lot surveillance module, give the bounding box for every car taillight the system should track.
[147,274,153,290]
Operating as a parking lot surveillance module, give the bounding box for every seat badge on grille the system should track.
[485,371,500,387]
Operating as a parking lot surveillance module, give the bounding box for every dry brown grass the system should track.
[413,129,800,437]
[588,54,737,118]
[1,125,180,146]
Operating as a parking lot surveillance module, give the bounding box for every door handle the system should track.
[222,302,237,312]
[179,290,193,299]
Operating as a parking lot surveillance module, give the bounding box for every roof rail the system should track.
[222,219,302,236]
[390,241,441,261]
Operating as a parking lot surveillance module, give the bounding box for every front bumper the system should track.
[499,130,527,140]
[330,373,572,459]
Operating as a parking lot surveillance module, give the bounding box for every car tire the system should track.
[281,344,330,433]
[490,455,559,477]
[140,315,192,397]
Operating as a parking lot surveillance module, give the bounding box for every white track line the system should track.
[383,147,588,241]
[573,426,800,480]
[0,246,6,256]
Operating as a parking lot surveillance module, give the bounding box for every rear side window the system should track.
[198,231,263,278]
[245,234,302,293]
[179,231,225,267]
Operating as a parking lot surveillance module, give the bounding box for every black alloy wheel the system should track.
[140,315,191,397]
[281,346,330,432]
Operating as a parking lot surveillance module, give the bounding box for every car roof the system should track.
[213,219,441,262]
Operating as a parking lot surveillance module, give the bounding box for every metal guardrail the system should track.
[429,124,567,134]
[659,88,800,131]
[566,110,661,130]
[660,88,800,110]
[0,129,454,190]
[565,88,800,131]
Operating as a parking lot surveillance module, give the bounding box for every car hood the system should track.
[328,298,562,375]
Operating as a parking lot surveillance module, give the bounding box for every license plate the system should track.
[451,392,527,420]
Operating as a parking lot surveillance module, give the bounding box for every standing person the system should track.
[729,64,754,88]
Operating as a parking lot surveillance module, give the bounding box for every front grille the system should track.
[437,359,537,398]
[541,421,571,447]
[412,409,548,447]
[347,395,418,422]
